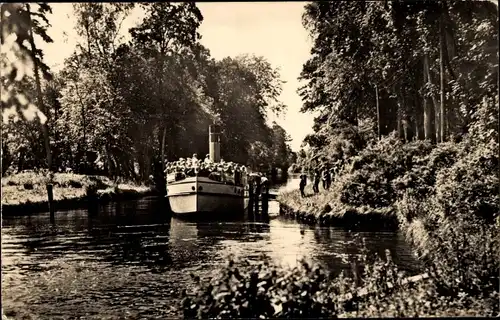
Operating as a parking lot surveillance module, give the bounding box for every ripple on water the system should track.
[1,197,421,319]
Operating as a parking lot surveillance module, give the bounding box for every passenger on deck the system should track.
[204,154,212,165]
[260,175,268,185]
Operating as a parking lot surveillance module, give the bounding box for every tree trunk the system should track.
[2,144,13,176]
[442,1,457,81]
[161,127,167,173]
[375,84,381,140]
[439,13,446,143]
[395,85,403,141]
[414,96,421,141]
[73,81,88,167]
[396,101,402,140]
[424,54,440,143]
[26,4,52,173]
[423,54,436,144]
[168,126,176,160]
[401,86,409,143]
[413,79,424,141]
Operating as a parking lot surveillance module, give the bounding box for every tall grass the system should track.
[1,172,152,206]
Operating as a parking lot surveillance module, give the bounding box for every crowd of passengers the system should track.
[164,153,247,185]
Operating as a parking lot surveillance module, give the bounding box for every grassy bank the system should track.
[1,172,156,215]
[277,185,398,229]
[276,129,498,313]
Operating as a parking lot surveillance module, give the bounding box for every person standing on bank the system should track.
[329,168,335,185]
[322,168,329,190]
[299,173,307,198]
[325,168,332,189]
[313,170,320,194]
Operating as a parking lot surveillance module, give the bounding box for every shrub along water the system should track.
[181,239,496,318]
[274,99,499,315]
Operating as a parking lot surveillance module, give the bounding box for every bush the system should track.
[395,136,499,309]
[280,100,500,316]
[435,139,498,223]
[181,243,497,318]
[324,134,433,213]
[392,141,460,202]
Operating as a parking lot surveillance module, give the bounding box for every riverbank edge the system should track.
[278,202,399,230]
[276,190,434,267]
[1,187,160,216]
[277,189,399,230]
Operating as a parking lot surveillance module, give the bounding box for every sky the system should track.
[38,2,316,151]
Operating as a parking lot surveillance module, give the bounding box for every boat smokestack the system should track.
[209,124,221,162]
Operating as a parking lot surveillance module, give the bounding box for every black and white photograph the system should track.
[1,1,499,318]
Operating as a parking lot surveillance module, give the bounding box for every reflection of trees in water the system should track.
[167,215,272,269]
[5,197,421,278]
[4,209,95,263]
[195,214,271,242]
[246,213,271,235]
[167,217,207,268]
[86,199,173,268]
[308,224,421,275]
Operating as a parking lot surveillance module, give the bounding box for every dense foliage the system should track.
[297,0,498,169]
[1,3,294,182]
[281,96,499,315]
[2,1,498,317]
[182,242,497,318]
[279,0,499,316]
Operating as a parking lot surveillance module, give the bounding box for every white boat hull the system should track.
[166,176,246,217]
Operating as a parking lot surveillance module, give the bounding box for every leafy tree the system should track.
[199,55,287,164]
[2,3,292,181]
[1,3,54,177]
[298,0,498,168]
[1,3,52,119]
[128,2,204,179]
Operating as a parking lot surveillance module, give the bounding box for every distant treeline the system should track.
[1,3,295,182]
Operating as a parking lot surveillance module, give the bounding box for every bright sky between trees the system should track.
[37,2,315,151]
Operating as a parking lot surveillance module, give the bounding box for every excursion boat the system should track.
[165,125,248,217]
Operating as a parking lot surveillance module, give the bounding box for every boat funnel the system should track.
[209,124,221,162]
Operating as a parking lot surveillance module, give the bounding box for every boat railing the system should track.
[166,169,246,187]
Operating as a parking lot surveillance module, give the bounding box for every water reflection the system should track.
[2,189,421,319]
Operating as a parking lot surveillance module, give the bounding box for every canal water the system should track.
[2,176,421,319]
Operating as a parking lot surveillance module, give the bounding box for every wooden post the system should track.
[254,178,261,214]
[248,179,254,216]
[261,182,269,217]
[47,183,55,223]
[375,84,381,140]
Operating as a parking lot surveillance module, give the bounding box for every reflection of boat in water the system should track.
[166,125,248,218]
